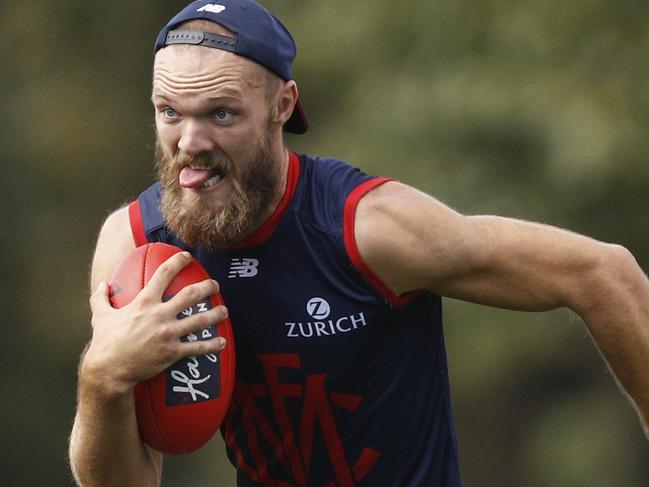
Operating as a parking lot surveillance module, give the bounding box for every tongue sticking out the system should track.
[179,166,218,188]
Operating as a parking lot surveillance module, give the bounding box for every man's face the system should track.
[151,44,282,249]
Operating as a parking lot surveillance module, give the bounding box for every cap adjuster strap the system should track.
[164,29,237,52]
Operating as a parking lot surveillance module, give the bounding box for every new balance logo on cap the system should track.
[228,258,259,278]
[197,4,226,14]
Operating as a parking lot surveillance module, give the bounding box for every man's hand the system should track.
[70,207,232,487]
[82,250,228,396]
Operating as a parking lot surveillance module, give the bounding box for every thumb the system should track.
[89,281,113,313]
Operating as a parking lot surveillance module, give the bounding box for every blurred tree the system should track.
[2,0,647,485]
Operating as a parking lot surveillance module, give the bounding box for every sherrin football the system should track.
[108,242,235,454]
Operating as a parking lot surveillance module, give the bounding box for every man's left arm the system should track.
[353,181,649,435]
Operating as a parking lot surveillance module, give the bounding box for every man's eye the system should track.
[213,109,233,122]
[163,107,178,118]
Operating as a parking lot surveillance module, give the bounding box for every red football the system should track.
[108,242,235,454]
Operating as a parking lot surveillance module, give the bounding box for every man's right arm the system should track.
[69,207,162,486]
[68,207,228,486]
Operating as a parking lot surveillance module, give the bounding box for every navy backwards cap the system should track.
[154,0,308,134]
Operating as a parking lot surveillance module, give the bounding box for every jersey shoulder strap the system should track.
[293,155,409,306]
[127,182,167,247]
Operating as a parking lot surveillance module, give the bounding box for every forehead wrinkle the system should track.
[153,46,270,96]
[153,69,248,98]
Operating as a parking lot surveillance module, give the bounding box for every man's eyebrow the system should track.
[151,92,170,103]
[205,91,244,103]
[151,90,245,104]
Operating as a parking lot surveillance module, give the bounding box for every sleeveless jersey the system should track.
[130,153,463,487]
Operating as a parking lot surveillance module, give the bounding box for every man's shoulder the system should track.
[91,206,136,290]
[298,153,363,175]
[296,153,372,197]
[291,153,377,233]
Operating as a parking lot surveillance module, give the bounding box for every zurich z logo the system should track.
[228,258,259,278]
[197,4,226,14]
[306,297,331,319]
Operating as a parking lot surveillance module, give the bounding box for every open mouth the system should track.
[202,171,222,188]
[179,165,226,189]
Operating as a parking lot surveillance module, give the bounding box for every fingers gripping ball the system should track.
[108,243,235,454]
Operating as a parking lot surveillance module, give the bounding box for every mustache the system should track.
[155,140,232,175]
[175,151,230,170]
[173,152,233,178]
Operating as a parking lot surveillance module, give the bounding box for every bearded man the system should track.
[69,1,649,486]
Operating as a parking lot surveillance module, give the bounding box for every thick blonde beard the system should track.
[155,131,280,250]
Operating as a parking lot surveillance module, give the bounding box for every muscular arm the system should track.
[355,181,649,434]
[69,207,162,486]
[69,207,228,486]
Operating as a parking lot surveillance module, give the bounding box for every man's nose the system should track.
[177,119,215,156]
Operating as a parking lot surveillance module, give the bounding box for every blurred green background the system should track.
[2,0,648,485]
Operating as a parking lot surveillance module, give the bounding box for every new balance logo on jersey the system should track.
[228,258,260,278]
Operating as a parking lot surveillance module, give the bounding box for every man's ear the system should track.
[274,80,298,126]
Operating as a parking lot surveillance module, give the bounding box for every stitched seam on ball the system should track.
[142,243,151,288]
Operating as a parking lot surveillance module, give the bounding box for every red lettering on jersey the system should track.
[227,381,288,487]
[259,354,307,484]
[352,448,382,482]
[300,373,355,486]
[223,353,382,486]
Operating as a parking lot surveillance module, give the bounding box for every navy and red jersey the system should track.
[130,153,463,487]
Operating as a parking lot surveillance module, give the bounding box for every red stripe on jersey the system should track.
[128,199,147,247]
[343,178,412,306]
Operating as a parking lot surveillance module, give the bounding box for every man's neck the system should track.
[262,146,290,222]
